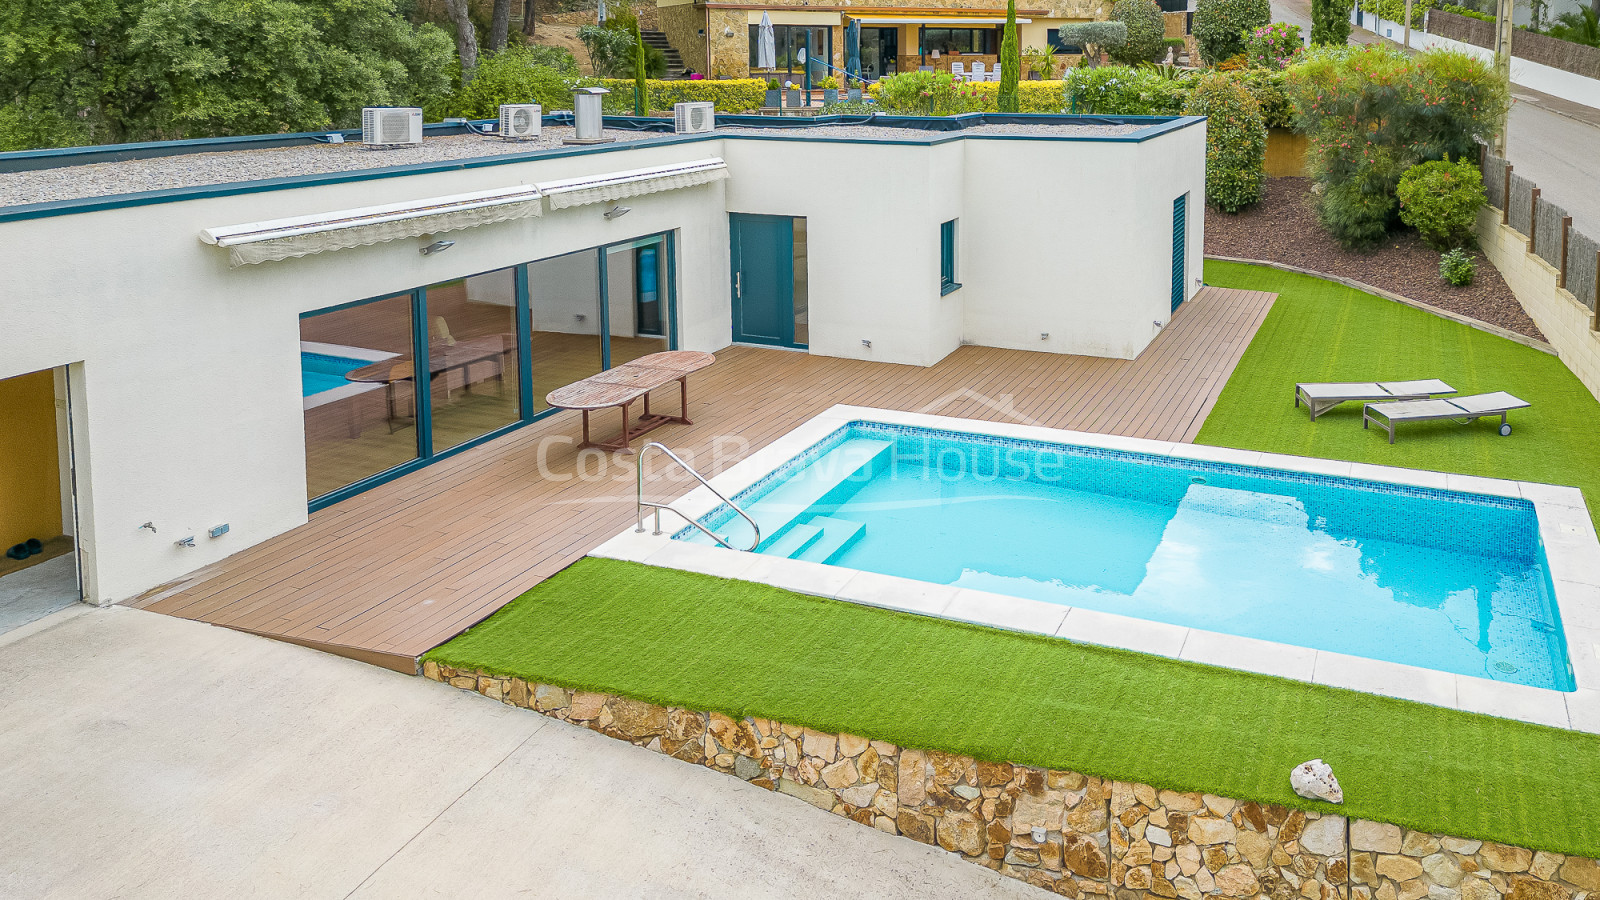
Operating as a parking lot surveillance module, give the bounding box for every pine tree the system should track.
[998,0,1021,113]
[633,20,648,116]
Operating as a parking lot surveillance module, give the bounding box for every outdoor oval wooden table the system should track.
[545,350,715,452]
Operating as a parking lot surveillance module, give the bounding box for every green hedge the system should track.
[868,78,1069,113]
[594,78,769,113]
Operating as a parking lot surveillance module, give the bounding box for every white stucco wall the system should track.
[0,120,1204,605]
[961,124,1206,359]
[1361,12,1600,110]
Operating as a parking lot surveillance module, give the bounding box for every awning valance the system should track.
[536,158,729,210]
[200,185,543,267]
[848,15,1031,23]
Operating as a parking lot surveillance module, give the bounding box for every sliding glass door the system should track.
[300,231,678,507]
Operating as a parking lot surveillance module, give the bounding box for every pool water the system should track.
[683,423,1574,691]
[301,352,368,397]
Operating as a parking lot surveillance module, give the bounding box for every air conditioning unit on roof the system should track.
[361,107,423,148]
[499,104,542,140]
[674,102,715,135]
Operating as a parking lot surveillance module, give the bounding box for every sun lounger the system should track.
[1293,379,1455,421]
[1362,391,1530,444]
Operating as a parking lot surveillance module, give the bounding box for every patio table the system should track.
[545,350,715,452]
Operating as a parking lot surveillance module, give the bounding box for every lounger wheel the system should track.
[1500,423,1512,436]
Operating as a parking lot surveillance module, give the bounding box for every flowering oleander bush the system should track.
[1440,249,1477,285]
[1245,22,1304,69]
[1184,73,1267,212]
[1286,44,1508,249]
[1397,157,1487,250]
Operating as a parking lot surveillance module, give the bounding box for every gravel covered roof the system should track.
[0,120,1156,210]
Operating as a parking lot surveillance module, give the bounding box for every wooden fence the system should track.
[1481,147,1599,315]
[1429,10,1600,80]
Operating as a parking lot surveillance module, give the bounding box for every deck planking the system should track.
[128,287,1275,672]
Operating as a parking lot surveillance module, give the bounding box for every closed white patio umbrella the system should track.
[597,0,607,24]
[757,12,776,70]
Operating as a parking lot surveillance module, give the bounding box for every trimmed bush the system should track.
[596,78,769,113]
[1440,249,1477,285]
[1397,157,1487,251]
[1311,0,1355,43]
[1244,22,1304,69]
[871,71,987,115]
[1193,0,1272,64]
[1059,21,1129,65]
[1065,65,1198,114]
[1184,73,1267,212]
[1109,0,1168,64]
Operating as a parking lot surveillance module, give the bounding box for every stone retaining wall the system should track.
[426,664,1600,900]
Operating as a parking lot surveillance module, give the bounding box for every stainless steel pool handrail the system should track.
[636,441,761,552]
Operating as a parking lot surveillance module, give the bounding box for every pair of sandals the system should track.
[5,538,44,561]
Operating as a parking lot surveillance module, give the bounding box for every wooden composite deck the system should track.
[128,287,1276,672]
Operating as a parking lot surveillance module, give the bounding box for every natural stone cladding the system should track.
[426,664,1599,899]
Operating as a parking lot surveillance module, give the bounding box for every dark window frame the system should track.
[940,219,961,295]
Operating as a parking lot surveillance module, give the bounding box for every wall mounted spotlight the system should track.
[603,205,633,220]
[420,239,456,255]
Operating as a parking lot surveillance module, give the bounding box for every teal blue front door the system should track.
[730,213,801,347]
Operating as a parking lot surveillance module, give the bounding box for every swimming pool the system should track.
[677,420,1576,692]
[301,351,368,397]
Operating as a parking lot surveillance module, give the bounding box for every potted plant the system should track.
[847,81,863,102]
[819,76,840,104]
[764,78,781,108]
[785,80,802,107]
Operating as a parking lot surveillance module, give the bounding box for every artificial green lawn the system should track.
[1199,260,1600,530]
[429,263,1600,857]
[432,557,1600,857]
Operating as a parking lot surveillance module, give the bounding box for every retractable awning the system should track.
[536,158,729,210]
[199,185,543,267]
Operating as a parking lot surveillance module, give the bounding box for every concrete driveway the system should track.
[0,605,1040,899]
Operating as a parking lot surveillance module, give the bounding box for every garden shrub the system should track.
[871,71,987,115]
[580,11,666,78]
[1359,0,1434,27]
[1109,0,1168,64]
[1058,21,1130,65]
[1311,0,1354,44]
[1184,73,1267,212]
[1440,249,1476,285]
[999,0,1022,112]
[1193,0,1271,64]
[1244,22,1304,69]
[1396,157,1487,250]
[1228,68,1294,128]
[448,49,585,118]
[1287,44,1508,249]
[1441,3,1496,20]
[1064,66,1197,114]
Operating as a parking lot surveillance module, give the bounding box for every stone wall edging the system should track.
[425,663,1600,900]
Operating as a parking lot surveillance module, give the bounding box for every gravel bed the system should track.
[1,121,1146,208]
[1205,177,1545,341]
[0,129,666,207]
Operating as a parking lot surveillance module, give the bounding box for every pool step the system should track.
[793,516,866,564]
[763,522,823,558]
[741,437,892,537]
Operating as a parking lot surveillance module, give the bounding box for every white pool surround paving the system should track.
[594,404,1600,733]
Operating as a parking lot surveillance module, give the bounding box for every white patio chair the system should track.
[951,62,965,79]
[970,62,985,81]
[989,68,1002,82]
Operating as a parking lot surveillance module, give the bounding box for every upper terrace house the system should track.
[0,107,1203,656]
[655,0,1106,80]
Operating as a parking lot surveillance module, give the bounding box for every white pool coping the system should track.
[592,404,1600,734]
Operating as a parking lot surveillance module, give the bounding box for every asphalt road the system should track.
[1268,0,1600,236]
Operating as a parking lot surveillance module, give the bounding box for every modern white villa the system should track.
[0,109,1204,614]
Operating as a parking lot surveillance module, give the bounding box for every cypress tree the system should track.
[633,20,648,116]
[1311,0,1354,44]
[998,0,1021,113]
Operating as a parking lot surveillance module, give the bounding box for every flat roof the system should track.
[0,114,1198,221]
